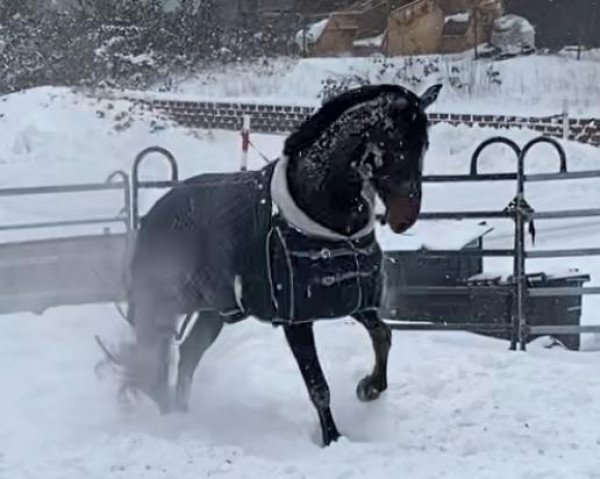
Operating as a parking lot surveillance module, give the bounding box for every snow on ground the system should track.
[150,52,600,117]
[1,87,600,478]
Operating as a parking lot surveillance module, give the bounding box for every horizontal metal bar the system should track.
[525,170,600,182]
[419,211,514,220]
[527,325,600,335]
[386,248,516,258]
[532,209,600,220]
[526,248,600,258]
[394,285,513,295]
[423,173,517,182]
[136,180,180,189]
[136,172,600,190]
[528,287,600,297]
[0,217,127,232]
[0,182,127,196]
[384,321,511,332]
[389,248,600,259]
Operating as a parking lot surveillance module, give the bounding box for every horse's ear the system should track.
[419,84,442,110]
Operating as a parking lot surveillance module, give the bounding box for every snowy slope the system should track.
[156,52,600,117]
[1,87,600,478]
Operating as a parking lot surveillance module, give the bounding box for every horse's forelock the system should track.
[284,85,420,158]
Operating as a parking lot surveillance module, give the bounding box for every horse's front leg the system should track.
[353,310,391,402]
[283,323,341,446]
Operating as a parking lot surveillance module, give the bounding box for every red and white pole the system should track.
[240,115,251,171]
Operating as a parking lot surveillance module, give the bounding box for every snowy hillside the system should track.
[157,52,600,117]
[1,87,600,478]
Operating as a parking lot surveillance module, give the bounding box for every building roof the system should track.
[442,12,471,36]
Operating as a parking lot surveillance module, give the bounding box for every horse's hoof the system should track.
[322,429,341,447]
[356,376,384,402]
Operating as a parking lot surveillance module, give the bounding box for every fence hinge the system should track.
[504,196,536,245]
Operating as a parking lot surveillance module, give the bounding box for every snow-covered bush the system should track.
[317,55,503,101]
[0,0,290,95]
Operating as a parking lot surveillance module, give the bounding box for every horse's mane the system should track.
[283,84,421,158]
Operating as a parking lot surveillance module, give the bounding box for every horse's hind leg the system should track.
[125,291,180,413]
[284,323,340,446]
[353,310,391,402]
[175,310,224,412]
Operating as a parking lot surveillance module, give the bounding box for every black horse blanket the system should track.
[134,160,383,325]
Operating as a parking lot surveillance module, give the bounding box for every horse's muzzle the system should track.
[383,196,420,234]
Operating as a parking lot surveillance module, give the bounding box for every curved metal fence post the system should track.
[105,170,132,231]
[515,141,528,351]
[515,135,567,350]
[131,146,179,228]
[469,136,523,351]
[470,136,522,176]
[521,136,568,173]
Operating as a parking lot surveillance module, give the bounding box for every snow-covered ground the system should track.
[1,87,600,478]
[148,52,600,117]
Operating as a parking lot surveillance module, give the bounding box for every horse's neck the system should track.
[286,154,372,237]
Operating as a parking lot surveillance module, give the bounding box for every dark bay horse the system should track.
[115,84,441,446]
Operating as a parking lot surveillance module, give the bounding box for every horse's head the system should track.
[360,84,441,233]
[283,83,441,236]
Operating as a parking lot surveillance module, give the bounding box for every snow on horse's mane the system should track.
[283,84,419,158]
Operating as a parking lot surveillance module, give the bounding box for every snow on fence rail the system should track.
[134,97,600,147]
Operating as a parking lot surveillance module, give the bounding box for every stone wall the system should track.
[138,98,600,147]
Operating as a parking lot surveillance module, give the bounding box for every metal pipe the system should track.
[0,182,126,196]
[131,147,179,228]
[528,287,600,297]
[0,217,127,232]
[515,142,527,351]
[105,170,132,231]
[525,170,600,182]
[418,211,515,220]
[532,209,600,220]
[391,285,513,295]
[423,173,518,182]
[135,180,180,189]
[385,322,512,332]
[526,248,600,258]
[470,137,522,176]
[388,248,515,258]
[527,325,600,335]
[510,135,571,350]
[521,136,568,173]
[421,169,600,184]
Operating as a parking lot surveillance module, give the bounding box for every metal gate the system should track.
[0,170,132,314]
[382,135,600,350]
[0,137,598,351]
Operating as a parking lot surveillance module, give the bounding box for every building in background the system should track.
[295,0,508,57]
[385,0,445,56]
[438,0,504,53]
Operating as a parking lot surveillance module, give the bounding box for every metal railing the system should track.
[2,135,596,350]
[394,135,600,350]
[0,171,132,233]
[128,136,600,350]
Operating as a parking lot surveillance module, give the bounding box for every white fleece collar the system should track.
[270,155,375,241]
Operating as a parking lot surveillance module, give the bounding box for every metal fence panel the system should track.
[0,234,133,314]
